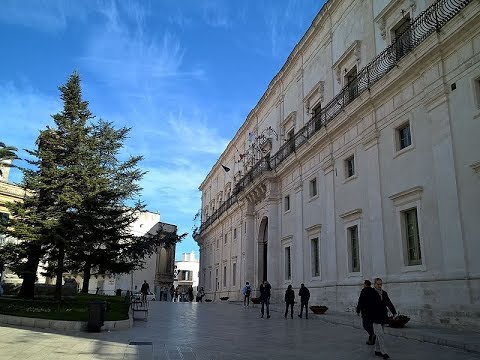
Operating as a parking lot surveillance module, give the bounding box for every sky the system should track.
[0,0,325,260]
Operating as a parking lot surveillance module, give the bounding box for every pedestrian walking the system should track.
[259,280,271,319]
[170,285,175,302]
[284,285,295,319]
[356,279,375,345]
[188,286,194,302]
[197,287,205,302]
[298,283,310,319]
[363,278,397,359]
[242,281,252,307]
[140,280,150,304]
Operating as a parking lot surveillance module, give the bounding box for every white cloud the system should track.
[0,0,91,32]
[202,1,231,29]
[0,82,60,166]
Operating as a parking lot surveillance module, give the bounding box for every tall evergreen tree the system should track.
[1,71,186,299]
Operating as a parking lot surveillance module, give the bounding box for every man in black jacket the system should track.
[298,283,310,319]
[356,280,375,345]
[260,280,271,319]
[284,285,295,319]
[363,278,397,359]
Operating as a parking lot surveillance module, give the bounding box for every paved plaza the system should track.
[0,302,479,360]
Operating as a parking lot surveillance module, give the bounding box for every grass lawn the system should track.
[0,294,130,321]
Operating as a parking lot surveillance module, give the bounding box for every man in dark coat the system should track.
[357,280,375,345]
[363,278,397,359]
[284,285,295,319]
[259,280,271,319]
[298,283,310,319]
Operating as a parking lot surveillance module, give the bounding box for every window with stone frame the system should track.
[284,246,292,280]
[348,225,360,273]
[309,177,318,198]
[223,266,227,287]
[345,66,358,101]
[474,76,480,109]
[224,233,228,244]
[311,237,320,277]
[396,122,412,150]
[392,14,412,60]
[233,227,237,239]
[345,155,355,178]
[287,128,295,152]
[284,195,290,212]
[232,263,236,286]
[402,208,422,266]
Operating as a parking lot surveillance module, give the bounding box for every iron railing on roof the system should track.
[194,0,472,238]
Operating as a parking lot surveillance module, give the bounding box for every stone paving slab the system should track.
[261,301,480,354]
[1,301,480,360]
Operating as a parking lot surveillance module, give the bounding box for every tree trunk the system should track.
[19,244,41,299]
[54,242,65,300]
[81,261,91,293]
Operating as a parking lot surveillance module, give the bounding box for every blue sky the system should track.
[0,0,324,260]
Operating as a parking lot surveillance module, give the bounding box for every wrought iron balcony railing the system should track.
[194,0,472,237]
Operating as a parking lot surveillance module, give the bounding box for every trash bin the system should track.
[87,301,106,332]
[116,289,122,296]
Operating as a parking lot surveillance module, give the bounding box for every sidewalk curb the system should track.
[0,313,132,331]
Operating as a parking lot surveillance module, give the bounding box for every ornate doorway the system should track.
[257,217,268,285]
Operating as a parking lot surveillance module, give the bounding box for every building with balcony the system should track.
[173,251,199,297]
[194,0,480,328]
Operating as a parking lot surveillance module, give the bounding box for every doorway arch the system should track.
[257,216,268,285]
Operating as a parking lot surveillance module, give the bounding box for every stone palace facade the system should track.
[194,0,480,328]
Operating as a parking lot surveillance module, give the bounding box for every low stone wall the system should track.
[0,314,132,331]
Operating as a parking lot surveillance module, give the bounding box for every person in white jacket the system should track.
[242,282,252,307]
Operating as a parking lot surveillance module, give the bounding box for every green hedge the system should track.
[0,294,129,321]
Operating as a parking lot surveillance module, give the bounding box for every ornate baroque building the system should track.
[194,0,480,327]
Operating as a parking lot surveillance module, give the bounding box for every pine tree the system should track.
[64,120,186,292]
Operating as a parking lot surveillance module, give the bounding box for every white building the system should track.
[173,251,200,297]
[73,212,177,300]
[194,0,480,329]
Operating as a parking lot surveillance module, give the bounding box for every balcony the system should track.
[195,0,473,237]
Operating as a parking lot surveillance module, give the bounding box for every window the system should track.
[309,178,317,198]
[348,225,360,273]
[184,270,190,281]
[392,15,412,60]
[232,263,236,286]
[474,77,480,109]
[345,66,358,101]
[223,266,227,287]
[233,228,237,239]
[345,156,355,178]
[216,238,220,248]
[284,246,292,280]
[224,233,227,244]
[311,237,320,277]
[215,268,219,290]
[287,128,295,152]
[209,270,212,290]
[403,208,422,266]
[284,195,290,212]
[397,122,412,150]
